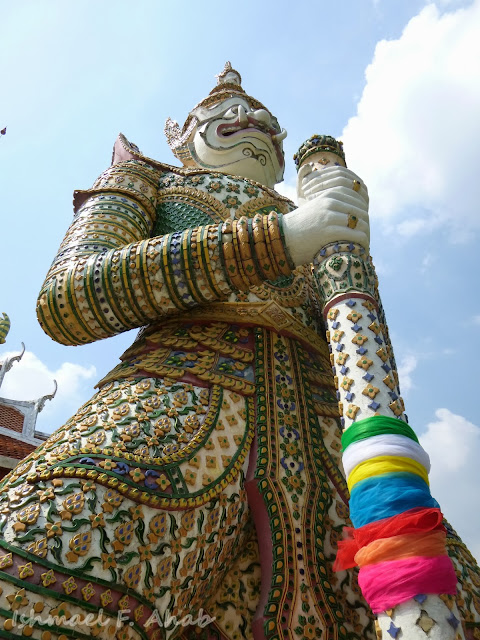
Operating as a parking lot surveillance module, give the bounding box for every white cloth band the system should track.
[342,433,431,478]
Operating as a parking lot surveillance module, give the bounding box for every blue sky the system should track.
[1,0,479,557]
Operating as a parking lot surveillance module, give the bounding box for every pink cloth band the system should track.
[358,555,458,613]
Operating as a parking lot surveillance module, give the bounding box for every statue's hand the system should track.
[283,166,370,267]
[299,164,369,206]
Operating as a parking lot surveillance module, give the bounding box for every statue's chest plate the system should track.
[153,170,293,236]
[151,170,322,333]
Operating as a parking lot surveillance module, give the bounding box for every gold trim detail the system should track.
[181,302,328,354]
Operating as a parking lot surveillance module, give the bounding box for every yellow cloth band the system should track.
[347,455,429,492]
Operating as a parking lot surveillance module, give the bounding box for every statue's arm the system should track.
[36,159,161,345]
[37,159,294,346]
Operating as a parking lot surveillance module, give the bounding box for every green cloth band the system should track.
[342,415,419,452]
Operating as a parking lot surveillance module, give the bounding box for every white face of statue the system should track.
[187,96,287,188]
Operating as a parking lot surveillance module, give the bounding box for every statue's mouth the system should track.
[216,117,286,166]
[217,117,278,139]
[217,120,270,137]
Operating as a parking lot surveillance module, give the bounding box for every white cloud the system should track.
[396,218,431,238]
[421,252,434,271]
[473,315,480,325]
[420,408,480,561]
[0,350,96,433]
[435,0,470,6]
[398,353,418,393]
[342,1,480,241]
[441,347,456,355]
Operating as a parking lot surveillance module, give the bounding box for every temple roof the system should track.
[0,326,53,477]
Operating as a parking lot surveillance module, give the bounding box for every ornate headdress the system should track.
[165,62,272,164]
[293,134,346,170]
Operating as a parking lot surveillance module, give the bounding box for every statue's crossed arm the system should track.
[36,158,293,346]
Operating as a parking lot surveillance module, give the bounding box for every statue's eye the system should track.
[223,107,237,119]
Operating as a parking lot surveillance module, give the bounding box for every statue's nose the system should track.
[237,105,248,126]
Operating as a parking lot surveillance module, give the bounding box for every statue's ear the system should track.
[111,133,142,166]
[165,117,198,167]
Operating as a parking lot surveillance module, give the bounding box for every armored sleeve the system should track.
[37,160,293,346]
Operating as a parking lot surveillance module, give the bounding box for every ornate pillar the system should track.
[313,240,465,640]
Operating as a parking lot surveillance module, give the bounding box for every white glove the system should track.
[283,165,370,267]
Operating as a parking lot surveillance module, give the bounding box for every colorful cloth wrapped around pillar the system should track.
[337,415,457,611]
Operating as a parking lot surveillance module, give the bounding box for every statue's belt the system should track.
[149,301,328,355]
